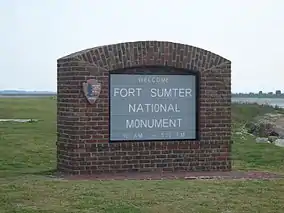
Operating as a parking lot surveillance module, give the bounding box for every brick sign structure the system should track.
[57,41,231,175]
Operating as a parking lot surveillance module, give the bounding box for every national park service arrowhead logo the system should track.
[83,79,101,104]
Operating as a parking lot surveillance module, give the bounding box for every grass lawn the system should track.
[0,98,284,213]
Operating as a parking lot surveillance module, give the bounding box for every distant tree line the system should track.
[232,90,284,98]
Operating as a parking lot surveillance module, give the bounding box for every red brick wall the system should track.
[57,41,231,175]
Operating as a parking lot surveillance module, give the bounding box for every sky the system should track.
[1,0,283,93]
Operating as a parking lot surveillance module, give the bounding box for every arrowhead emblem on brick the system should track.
[83,79,101,104]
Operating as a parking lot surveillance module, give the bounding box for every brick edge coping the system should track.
[49,171,284,181]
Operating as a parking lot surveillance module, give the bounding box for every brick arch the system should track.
[59,41,230,72]
[57,41,232,175]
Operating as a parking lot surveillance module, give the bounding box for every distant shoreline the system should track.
[232,95,284,99]
[0,94,55,97]
[0,95,283,108]
[0,94,284,99]
[0,94,284,98]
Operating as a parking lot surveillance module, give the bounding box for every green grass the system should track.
[231,103,284,173]
[231,102,284,126]
[0,98,284,213]
[232,131,284,173]
[0,98,56,178]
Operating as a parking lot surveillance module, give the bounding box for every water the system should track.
[232,97,284,108]
[0,119,38,123]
